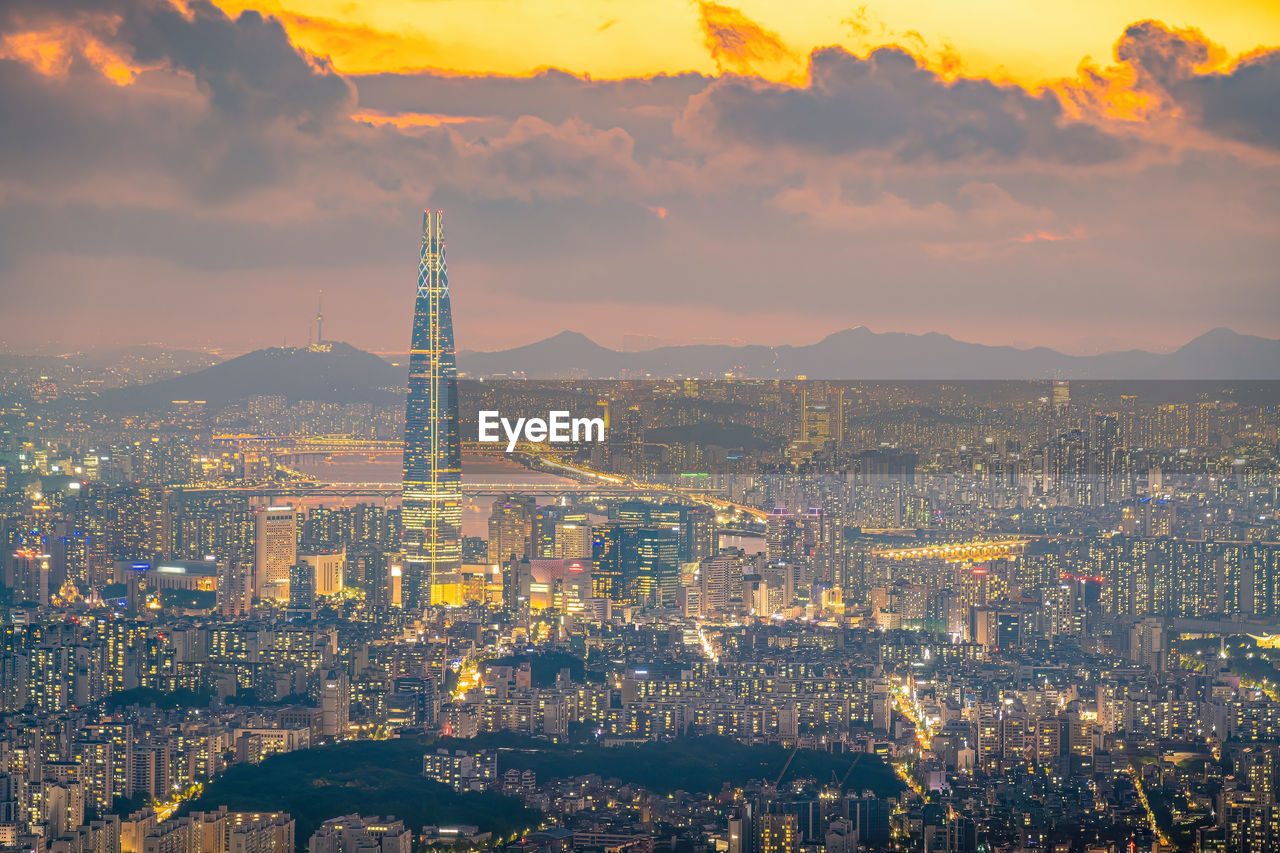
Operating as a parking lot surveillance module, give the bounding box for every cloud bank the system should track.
[0,1,1277,354]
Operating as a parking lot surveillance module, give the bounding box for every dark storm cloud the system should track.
[466,119,650,196]
[0,0,356,205]
[0,113,667,269]
[0,51,306,203]
[115,0,353,124]
[1117,20,1280,151]
[350,68,709,156]
[1192,53,1280,150]
[353,68,709,124]
[0,0,674,213]
[0,55,203,187]
[2,0,352,125]
[681,45,1131,164]
[1115,20,1213,88]
[0,0,110,28]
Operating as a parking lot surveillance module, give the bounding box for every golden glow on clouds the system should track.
[2,28,73,76]
[1,25,138,84]
[208,0,1280,85]
[349,110,483,129]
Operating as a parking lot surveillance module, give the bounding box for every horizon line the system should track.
[0,324,1271,361]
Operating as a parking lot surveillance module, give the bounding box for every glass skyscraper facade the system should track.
[401,209,462,609]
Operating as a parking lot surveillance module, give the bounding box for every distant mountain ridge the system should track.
[98,342,403,409]
[83,328,1278,410]
[459,327,1280,380]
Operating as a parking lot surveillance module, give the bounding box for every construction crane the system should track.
[837,755,862,789]
[771,745,800,792]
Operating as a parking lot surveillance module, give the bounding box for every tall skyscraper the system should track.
[9,549,51,607]
[700,552,748,613]
[591,525,624,602]
[288,562,316,614]
[631,526,680,606]
[219,559,251,616]
[487,495,535,564]
[319,668,350,737]
[401,209,462,609]
[254,505,296,600]
[553,521,592,560]
[757,814,800,853]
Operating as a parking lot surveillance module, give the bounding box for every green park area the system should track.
[191,732,900,848]
[190,737,539,847]
[439,733,903,797]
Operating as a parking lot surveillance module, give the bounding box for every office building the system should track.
[288,562,316,614]
[219,560,251,617]
[254,506,296,601]
[487,496,535,564]
[299,549,344,597]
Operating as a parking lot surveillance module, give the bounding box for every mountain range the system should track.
[458,327,1280,380]
[78,327,1278,409]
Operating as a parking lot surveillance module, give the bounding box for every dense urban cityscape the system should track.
[0,206,1276,853]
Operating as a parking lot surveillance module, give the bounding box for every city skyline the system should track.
[2,339,1278,853]
[1,1,1278,354]
[2,3,1280,853]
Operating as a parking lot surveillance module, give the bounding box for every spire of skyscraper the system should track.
[401,209,462,609]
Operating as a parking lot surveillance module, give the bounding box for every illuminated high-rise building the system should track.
[219,559,251,617]
[320,668,350,737]
[532,505,565,558]
[1051,379,1070,414]
[9,549,51,606]
[630,526,680,606]
[288,562,316,614]
[254,505,296,601]
[487,495,535,564]
[401,209,462,609]
[591,525,624,602]
[700,552,748,613]
[299,549,345,596]
[553,521,592,560]
[757,814,799,853]
[765,507,797,562]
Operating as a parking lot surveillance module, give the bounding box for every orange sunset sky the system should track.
[208,0,1280,83]
[1,0,1278,354]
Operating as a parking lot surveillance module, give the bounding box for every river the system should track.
[291,452,578,538]
[291,452,764,551]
